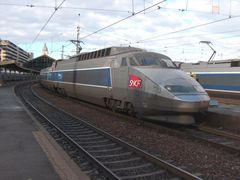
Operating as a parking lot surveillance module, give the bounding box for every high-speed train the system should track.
[40,47,210,124]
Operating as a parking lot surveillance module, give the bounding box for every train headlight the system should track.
[165,85,172,92]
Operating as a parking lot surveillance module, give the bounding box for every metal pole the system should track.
[61,45,64,59]
[132,0,135,15]
[229,0,232,17]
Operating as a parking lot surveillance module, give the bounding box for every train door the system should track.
[72,61,78,97]
[113,57,129,101]
[128,56,144,114]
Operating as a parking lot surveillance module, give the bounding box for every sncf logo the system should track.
[129,75,142,88]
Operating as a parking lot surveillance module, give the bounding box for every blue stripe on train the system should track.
[75,68,111,87]
[52,72,63,81]
[202,84,240,91]
[51,68,111,87]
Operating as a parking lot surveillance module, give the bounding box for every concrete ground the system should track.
[0,85,60,180]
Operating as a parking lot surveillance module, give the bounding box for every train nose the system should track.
[174,94,210,112]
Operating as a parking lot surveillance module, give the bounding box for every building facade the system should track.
[0,40,32,63]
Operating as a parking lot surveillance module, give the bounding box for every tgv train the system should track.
[40,47,210,124]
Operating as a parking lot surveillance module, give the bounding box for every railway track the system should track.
[15,82,201,180]
[181,125,240,154]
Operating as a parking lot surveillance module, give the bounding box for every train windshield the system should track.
[133,52,177,68]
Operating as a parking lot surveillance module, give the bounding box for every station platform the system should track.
[0,85,61,180]
[209,104,240,116]
[0,84,88,180]
[204,103,240,133]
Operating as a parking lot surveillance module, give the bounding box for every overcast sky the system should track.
[1,0,240,62]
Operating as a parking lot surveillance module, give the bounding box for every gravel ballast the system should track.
[33,84,240,179]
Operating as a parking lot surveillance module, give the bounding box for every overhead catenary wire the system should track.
[8,0,238,60]
[0,2,233,17]
[80,0,167,40]
[0,2,131,13]
[121,15,240,46]
[127,28,240,46]
[27,0,66,50]
[49,0,167,56]
[138,4,230,17]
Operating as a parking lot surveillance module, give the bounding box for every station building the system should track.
[23,43,55,72]
[0,40,32,64]
[0,41,55,75]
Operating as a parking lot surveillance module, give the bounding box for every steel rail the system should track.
[180,126,240,155]
[198,125,240,141]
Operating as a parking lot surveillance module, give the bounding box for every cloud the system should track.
[1,0,240,61]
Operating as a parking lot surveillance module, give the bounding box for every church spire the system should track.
[42,43,48,55]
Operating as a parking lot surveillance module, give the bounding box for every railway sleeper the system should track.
[102,157,143,166]
[120,169,167,180]
[76,130,95,135]
[83,144,119,151]
[73,129,94,134]
[69,133,99,138]
[73,135,104,141]
[88,146,122,153]
[111,163,153,172]
[95,151,132,159]
[63,128,86,132]
[90,149,127,157]
[82,143,116,149]
[65,130,94,136]
[97,154,137,163]
[111,163,152,172]
[60,123,84,127]
[75,139,110,145]
[113,165,162,177]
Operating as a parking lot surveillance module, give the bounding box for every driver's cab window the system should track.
[121,57,127,66]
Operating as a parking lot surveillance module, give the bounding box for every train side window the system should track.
[231,61,240,67]
[121,57,127,66]
[106,48,111,56]
[129,57,138,66]
[55,61,58,68]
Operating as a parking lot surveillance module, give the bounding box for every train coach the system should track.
[180,60,240,99]
[40,47,210,124]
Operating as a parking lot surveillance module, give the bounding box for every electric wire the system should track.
[0,2,233,17]
[0,2,130,13]
[80,0,167,40]
[27,0,66,50]
[6,1,239,59]
[121,15,240,46]
[126,28,240,46]
[49,0,167,56]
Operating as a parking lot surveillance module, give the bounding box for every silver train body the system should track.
[40,47,210,124]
